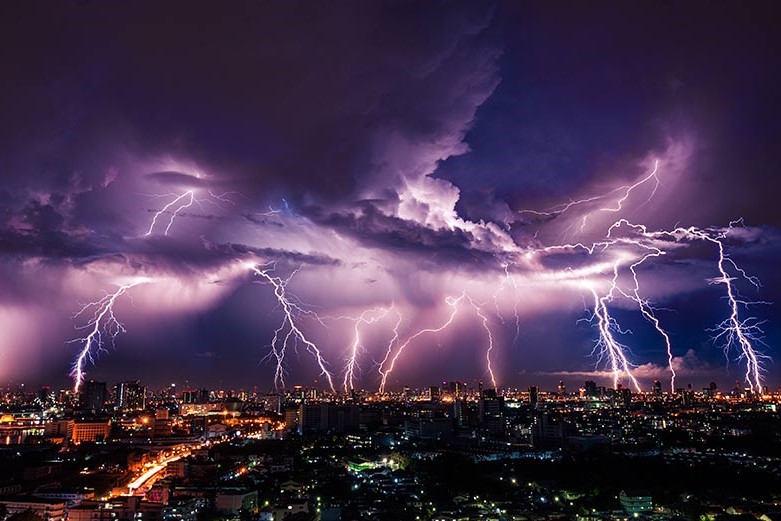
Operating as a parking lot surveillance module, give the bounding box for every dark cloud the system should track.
[144,172,208,189]
[0,1,779,389]
[308,203,501,270]
[438,2,781,228]
[0,0,500,209]
[202,240,341,268]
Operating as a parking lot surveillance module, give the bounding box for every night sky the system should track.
[1,1,779,393]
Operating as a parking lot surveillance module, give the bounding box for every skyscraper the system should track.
[453,398,466,428]
[584,380,598,398]
[115,381,146,411]
[528,386,539,408]
[80,381,107,411]
[479,389,505,437]
[447,381,465,398]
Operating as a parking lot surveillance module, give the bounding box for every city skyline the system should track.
[3,370,773,398]
[1,2,780,393]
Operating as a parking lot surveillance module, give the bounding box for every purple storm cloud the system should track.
[0,1,779,392]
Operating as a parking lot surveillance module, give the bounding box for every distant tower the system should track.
[453,398,466,428]
[80,381,107,411]
[115,381,146,411]
[528,386,539,408]
[479,389,505,437]
[557,380,566,396]
[653,380,662,397]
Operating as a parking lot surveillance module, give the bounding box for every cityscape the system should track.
[2,377,781,521]
[2,1,781,521]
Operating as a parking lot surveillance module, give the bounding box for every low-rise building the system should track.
[71,420,111,443]
[215,490,258,515]
[0,496,67,521]
[619,490,653,515]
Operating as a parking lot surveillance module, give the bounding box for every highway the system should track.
[121,441,212,495]
[127,455,181,493]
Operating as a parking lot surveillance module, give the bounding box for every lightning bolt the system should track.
[378,292,498,393]
[519,160,660,235]
[68,278,151,393]
[513,156,765,394]
[246,262,336,393]
[379,295,463,394]
[624,248,677,391]
[588,159,660,223]
[605,219,769,392]
[145,189,236,236]
[493,264,522,345]
[337,306,399,393]
[377,310,404,384]
[583,260,642,393]
[83,155,765,397]
[473,300,498,390]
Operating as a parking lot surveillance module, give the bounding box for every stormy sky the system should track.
[1,1,779,393]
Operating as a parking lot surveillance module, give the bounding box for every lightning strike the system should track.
[338,306,399,393]
[68,155,768,396]
[581,255,642,392]
[514,157,766,393]
[377,310,404,383]
[246,262,336,393]
[606,219,769,392]
[519,160,660,234]
[378,292,499,393]
[494,264,522,345]
[69,279,151,393]
[145,189,236,236]
[625,249,677,391]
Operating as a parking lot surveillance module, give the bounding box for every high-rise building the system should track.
[447,381,465,398]
[479,389,505,437]
[181,390,198,404]
[584,380,598,398]
[298,403,359,434]
[653,380,662,397]
[528,386,539,408]
[619,490,653,515]
[614,385,632,408]
[531,414,571,449]
[453,398,466,428]
[37,386,54,407]
[681,388,695,406]
[263,394,282,413]
[283,407,298,431]
[115,381,146,411]
[71,419,111,443]
[557,380,566,396]
[429,386,440,401]
[80,381,107,411]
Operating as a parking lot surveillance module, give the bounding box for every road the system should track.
[120,441,213,495]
